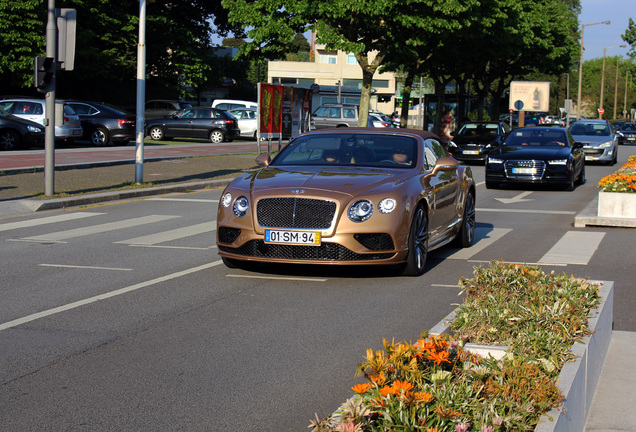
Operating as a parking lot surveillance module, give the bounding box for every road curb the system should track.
[15,178,234,212]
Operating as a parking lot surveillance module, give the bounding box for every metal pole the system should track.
[577,21,610,121]
[625,71,629,119]
[599,49,607,119]
[614,59,620,120]
[44,0,57,196]
[135,0,147,184]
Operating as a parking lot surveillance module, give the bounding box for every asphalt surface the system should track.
[1,143,635,431]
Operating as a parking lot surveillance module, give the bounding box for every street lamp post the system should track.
[577,21,610,121]
[599,44,626,119]
[625,71,630,119]
[614,58,621,120]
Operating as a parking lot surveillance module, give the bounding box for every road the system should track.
[0,144,635,431]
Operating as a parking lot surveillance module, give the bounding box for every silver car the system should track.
[569,119,618,165]
[229,108,258,139]
[0,98,83,141]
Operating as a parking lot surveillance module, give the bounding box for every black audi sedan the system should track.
[0,106,45,150]
[617,122,636,145]
[485,126,585,191]
[64,101,135,146]
[145,107,240,143]
[446,121,511,162]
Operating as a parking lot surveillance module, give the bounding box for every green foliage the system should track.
[0,0,45,91]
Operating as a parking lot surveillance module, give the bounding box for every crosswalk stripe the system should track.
[0,212,104,233]
[115,221,216,245]
[148,198,219,203]
[436,227,513,260]
[21,215,180,242]
[538,231,605,265]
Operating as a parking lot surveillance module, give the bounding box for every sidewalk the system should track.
[1,148,635,431]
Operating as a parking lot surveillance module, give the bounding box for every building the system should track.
[267,45,398,115]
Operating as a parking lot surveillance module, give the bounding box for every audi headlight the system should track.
[599,141,613,148]
[446,140,458,148]
[232,196,249,217]
[221,192,232,208]
[348,200,373,222]
[27,125,43,133]
[378,198,397,214]
[548,159,568,165]
[488,157,504,164]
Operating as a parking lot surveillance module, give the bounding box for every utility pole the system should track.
[44,0,57,196]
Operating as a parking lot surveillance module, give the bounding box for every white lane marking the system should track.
[21,215,180,242]
[0,212,105,233]
[468,259,567,267]
[0,260,223,331]
[495,191,534,204]
[115,221,216,245]
[127,245,214,250]
[431,284,462,288]
[436,227,512,260]
[226,274,328,282]
[477,208,576,215]
[538,231,605,265]
[148,198,219,203]
[39,264,133,271]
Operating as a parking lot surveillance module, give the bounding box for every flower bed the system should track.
[310,261,603,432]
[597,155,636,193]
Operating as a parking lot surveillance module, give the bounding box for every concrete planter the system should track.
[598,191,636,218]
[430,281,614,432]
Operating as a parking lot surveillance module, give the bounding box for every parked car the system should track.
[368,113,391,127]
[216,128,476,276]
[0,98,82,141]
[229,108,258,139]
[63,101,135,146]
[485,126,585,191]
[568,119,618,165]
[616,122,636,145]
[0,106,45,150]
[144,99,192,119]
[211,99,258,111]
[145,107,240,143]
[446,121,511,162]
[311,103,359,129]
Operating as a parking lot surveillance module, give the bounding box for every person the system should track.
[321,150,340,163]
[391,145,412,165]
[439,107,454,144]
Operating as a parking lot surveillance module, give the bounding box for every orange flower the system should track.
[392,380,414,393]
[413,391,434,404]
[380,385,397,397]
[428,349,451,365]
[351,383,370,394]
[369,372,387,385]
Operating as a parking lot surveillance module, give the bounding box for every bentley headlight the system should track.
[548,159,568,165]
[378,198,397,214]
[233,196,249,217]
[221,192,232,208]
[599,141,613,148]
[348,200,373,222]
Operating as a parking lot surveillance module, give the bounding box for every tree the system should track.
[0,0,45,94]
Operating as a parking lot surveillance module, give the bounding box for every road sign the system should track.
[598,108,605,114]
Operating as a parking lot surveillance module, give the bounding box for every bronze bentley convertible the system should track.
[216,128,476,276]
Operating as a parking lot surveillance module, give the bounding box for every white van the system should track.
[211,99,257,111]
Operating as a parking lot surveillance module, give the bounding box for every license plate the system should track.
[72,130,81,135]
[462,150,479,155]
[585,156,594,161]
[512,167,537,174]
[628,137,635,141]
[265,230,321,246]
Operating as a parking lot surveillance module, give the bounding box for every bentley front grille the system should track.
[257,198,336,229]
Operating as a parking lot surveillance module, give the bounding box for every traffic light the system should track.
[34,56,55,92]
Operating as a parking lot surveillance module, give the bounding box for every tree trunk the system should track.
[400,71,415,128]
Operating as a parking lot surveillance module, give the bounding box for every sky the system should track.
[579,0,633,61]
